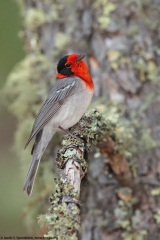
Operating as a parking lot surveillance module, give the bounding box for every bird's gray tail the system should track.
[23,127,55,196]
[23,130,44,196]
[23,154,41,196]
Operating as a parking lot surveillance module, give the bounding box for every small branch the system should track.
[44,110,134,238]
[46,137,87,239]
[65,159,83,195]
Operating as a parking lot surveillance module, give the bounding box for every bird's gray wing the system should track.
[24,77,78,149]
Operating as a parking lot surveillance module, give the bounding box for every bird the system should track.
[23,54,94,196]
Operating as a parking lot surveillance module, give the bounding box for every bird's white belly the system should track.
[50,88,93,130]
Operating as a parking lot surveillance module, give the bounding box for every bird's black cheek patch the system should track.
[57,55,74,77]
[60,68,73,77]
[57,55,68,72]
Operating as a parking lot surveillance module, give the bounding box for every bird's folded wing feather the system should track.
[24,77,78,149]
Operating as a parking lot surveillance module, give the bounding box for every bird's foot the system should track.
[59,126,82,142]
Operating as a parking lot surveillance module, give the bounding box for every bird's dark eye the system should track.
[57,56,73,77]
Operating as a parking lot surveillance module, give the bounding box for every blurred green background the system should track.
[0,0,29,235]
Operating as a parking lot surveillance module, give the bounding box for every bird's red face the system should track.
[57,54,94,90]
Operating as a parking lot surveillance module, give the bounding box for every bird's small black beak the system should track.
[76,54,85,62]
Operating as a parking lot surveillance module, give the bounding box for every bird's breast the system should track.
[50,82,93,130]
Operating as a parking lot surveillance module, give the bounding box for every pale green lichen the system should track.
[55,32,71,51]
[94,0,116,29]
[151,188,160,196]
[56,137,85,169]
[39,178,80,239]
[25,9,46,30]
[93,100,157,159]
[134,57,159,83]
[115,200,147,240]
[154,209,160,224]
[5,53,50,117]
